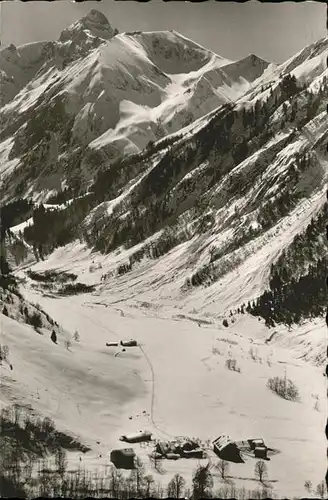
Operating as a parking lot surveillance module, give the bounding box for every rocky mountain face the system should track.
[0,11,272,201]
[0,11,327,326]
[81,54,327,323]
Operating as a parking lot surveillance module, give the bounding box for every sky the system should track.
[0,0,326,63]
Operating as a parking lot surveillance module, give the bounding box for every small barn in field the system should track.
[156,441,173,456]
[248,438,265,450]
[176,439,204,458]
[213,435,243,462]
[120,430,152,444]
[110,448,136,469]
[254,446,268,459]
[120,339,138,347]
[247,438,268,459]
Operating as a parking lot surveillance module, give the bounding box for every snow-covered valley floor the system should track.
[0,272,326,497]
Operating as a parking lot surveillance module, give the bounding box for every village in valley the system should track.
[108,341,276,471]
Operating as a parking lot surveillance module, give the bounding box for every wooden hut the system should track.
[120,430,152,443]
[121,339,138,347]
[182,448,204,459]
[213,435,242,462]
[110,448,136,469]
[248,438,265,450]
[156,441,173,456]
[254,446,268,459]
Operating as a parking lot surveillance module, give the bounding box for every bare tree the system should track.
[215,459,230,480]
[0,344,10,363]
[184,487,191,499]
[41,416,55,435]
[109,467,123,497]
[129,461,145,497]
[123,474,135,498]
[38,458,53,497]
[214,484,230,499]
[249,347,258,361]
[144,474,155,497]
[64,340,72,351]
[154,481,165,499]
[316,481,327,499]
[167,473,186,498]
[192,464,213,499]
[254,460,268,483]
[304,480,312,493]
[55,448,67,479]
[3,344,9,360]
[149,452,165,474]
[73,330,80,342]
[12,404,23,427]
[236,485,247,500]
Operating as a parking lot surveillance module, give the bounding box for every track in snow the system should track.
[138,344,175,440]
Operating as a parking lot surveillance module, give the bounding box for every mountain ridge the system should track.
[0,10,275,203]
[0,13,327,327]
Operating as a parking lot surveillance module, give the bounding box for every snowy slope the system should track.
[7,28,324,380]
[2,30,326,305]
[0,11,272,198]
[1,288,326,497]
[0,10,117,107]
[0,41,52,106]
[0,313,147,451]
[238,36,328,106]
[280,37,328,83]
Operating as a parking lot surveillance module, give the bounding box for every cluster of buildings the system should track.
[110,432,269,469]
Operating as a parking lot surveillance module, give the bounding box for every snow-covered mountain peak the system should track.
[243,53,268,66]
[123,29,231,75]
[3,16,325,208]
[59,9,117,44]
[222,53,271,83]
[1,44,17,58]
[279,36,328,79]
[84,9,113,27]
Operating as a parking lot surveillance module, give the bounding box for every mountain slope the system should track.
[0,41,51,106]
[0,11,272,201]
[59,9,117,43]
[8,39,326,328]
[0,10,117,108]
[1,16,327,349]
